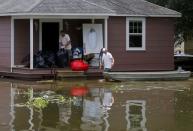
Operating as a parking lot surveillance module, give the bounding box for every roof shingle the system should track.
[31,0,114,14]
[0,0,181,17]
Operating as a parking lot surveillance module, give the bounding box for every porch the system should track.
[0,67,103,80]
[10,16,108,75]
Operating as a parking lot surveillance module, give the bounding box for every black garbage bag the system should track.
[56,49,68,67]
[34,51,48,68]
[44,51,56,68]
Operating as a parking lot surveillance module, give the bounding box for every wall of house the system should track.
[108,17,175,71]
[63,19,89,48]
[14,19,30,65]
[62,19,104,48]
[0,17,11,72]
[14,19,39,66]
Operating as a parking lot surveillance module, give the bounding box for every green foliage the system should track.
[27,97,49,109]
[147,0,169,7]
[26,94,73,110]
[169,0,193,39]
[148,0,193,39]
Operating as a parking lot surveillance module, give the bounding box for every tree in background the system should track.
[148,0,193,40]
[147,0,169,7]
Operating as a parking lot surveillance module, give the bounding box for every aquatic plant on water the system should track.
[26,97,49,109]
[26,92,73,110]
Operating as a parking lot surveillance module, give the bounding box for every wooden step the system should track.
[85,68,103,77]
[56,70,86,78]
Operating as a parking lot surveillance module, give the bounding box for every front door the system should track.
[42,22,59,53]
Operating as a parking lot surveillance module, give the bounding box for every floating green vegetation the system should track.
[27,97,48,109]
[110,84,125,92]
[46,95,73,104]
[26,94,73,110]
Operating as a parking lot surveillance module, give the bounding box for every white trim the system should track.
[1,13,181,18]
[11,17,14,72]
[12,14,109,19]
[39,20,42,51]
[30,18,34,70]
[104,18,108,49]
[126,17,146,51]
[39,19,63,51]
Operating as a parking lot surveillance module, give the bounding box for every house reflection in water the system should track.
[8,85,115,131]
[81,88,114,131]
[104,89,176,131]
[125,100,146,131]
[3,82,190,131]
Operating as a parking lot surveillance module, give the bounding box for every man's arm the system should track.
[111,57,114,67]
[100,56,104,69]
[110,53,114,67]
[65,41,71,47]
[64,34,71,48]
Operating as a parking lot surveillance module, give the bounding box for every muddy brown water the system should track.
[0,78,193,131]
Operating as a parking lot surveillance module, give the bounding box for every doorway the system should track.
[42,22,59,53]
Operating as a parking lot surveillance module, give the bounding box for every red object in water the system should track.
[70,87,88,96]
[70,60,89,71]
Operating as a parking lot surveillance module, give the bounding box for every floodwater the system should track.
[0,78,193,131]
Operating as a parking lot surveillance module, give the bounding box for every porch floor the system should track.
[0,67,103,80]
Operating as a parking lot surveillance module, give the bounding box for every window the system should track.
[126,18,146,50]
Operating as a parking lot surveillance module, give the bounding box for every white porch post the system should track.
[30,18,34,70]
[39,20,42,51]
[11,17,14,72]
[104,18,108,49]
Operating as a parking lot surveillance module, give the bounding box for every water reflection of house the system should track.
[5,84,182,131]
[108,90,176,131]
[81,88,113,131]
[126,100,147,131]
[9,87,69,131]
[0,82,11,131]
[81,97,103,131]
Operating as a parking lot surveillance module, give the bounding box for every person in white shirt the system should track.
[100,48,114,72]
[59,30,72,63]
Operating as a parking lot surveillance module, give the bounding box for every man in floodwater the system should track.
[100,48,114,72]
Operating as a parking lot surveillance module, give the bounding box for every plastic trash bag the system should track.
[34,51,48,68]
[56,49,68,67]
[44,51,56,67]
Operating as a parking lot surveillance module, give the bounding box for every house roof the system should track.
[0,0,181,17]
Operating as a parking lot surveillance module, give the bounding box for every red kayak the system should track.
[70,60,89,71]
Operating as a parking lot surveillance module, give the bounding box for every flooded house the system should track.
[0,0,181,79]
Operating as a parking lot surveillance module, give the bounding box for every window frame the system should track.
[126,17,146,51]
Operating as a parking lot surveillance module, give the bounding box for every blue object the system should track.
[72,47,83,59]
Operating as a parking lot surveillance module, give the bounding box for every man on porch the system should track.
[59,30,72,64]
